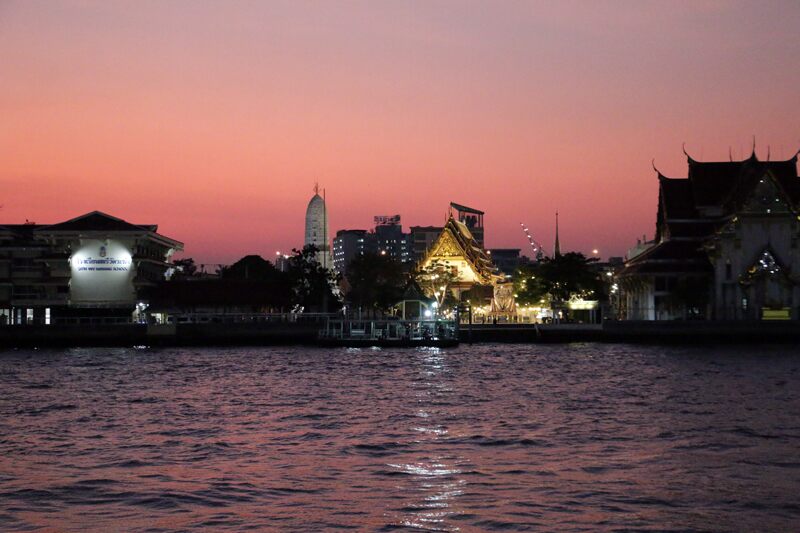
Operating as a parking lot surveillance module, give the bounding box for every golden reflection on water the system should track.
[387,348,467,531]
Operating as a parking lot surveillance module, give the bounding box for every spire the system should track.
[314,182,319,195]
[554,211,561,257]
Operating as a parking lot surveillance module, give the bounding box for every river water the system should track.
[1,344,799,532]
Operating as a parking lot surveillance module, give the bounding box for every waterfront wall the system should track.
[0,322,320,348]
[603,320,800,343]
[3,320,800,348]
[460,324,603,343]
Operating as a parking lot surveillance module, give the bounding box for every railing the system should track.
[619,305,798,321]
[166,312,337,324]
[320,318,459,341]
[54,316,136,325]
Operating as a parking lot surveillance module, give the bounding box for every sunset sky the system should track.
[2,1,799,264]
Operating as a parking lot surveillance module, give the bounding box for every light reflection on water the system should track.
[0,343,799,531]
[389,348,465,531]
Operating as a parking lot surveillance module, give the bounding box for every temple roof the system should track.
[397,281,435,304]
[654,154,800,242]
[619,240,712,276]
[420,216,501,285]
[686,154,800,208]
[35,211,158,233]
[628,152,799,277]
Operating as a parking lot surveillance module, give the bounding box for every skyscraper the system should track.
[304,185,333,269]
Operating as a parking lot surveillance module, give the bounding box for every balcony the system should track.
[11,293,69,306]
[11,267,44,279]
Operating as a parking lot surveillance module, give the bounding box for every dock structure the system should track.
[319,318,459,347]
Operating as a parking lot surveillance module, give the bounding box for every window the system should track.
[725,261,732,280]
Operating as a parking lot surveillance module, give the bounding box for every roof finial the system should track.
[682,142,695,163]
[554,211,561,258]
[314,182,319,195]
[767,145,771,161]
[751,135,757,159]
[729,146,733,162]
[652,158,665,178]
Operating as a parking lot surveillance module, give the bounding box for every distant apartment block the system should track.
[410,226,443,261]
[333,229,376,274]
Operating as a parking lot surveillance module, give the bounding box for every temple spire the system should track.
[554,211,561,257]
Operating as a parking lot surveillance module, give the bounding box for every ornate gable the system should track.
[741,172,793,215]
[430,229,462,257]
[420,217,502,286]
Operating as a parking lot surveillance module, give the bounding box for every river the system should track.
[1,344,799,531]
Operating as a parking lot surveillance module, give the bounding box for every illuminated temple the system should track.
[418,207,511,318]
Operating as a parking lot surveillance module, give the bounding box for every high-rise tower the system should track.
[304,185,334,268]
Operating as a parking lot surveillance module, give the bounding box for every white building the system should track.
[0,211,182,325]
[304,186,334,269]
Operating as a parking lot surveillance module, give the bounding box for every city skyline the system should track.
[2,1,800,263]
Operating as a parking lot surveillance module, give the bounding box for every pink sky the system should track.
[2,1,799,264]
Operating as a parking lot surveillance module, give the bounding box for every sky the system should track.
[2,0,800,264]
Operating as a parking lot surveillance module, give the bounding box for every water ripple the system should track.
[0,344,799,531]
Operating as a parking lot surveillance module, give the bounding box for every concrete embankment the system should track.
[3,320,799,348]
[603,320,800,343]
[0,322,321,348]
[459,324,603,343]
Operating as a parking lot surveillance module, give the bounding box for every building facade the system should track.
[373,216,412,264]
[0,211,182,325]
[410,225,443,261]
[333,229,376,274]
[619,151,800,320]
[488,248,526,276]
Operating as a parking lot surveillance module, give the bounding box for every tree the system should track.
[536,252,601,303]
[221,255,282,281]
[286,245,341,312]
[345,253,407,314]
[415,259,460,311]
[513,263,549,307]
[171,257,198,279]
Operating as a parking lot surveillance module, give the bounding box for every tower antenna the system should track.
[554,211,561,257]
[323,187,327,269]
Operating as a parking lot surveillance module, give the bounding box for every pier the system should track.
[319,318,459,347]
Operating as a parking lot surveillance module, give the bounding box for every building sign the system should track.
[70,239,136,303]
[74,254,131,273]
[374,215,401,226]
